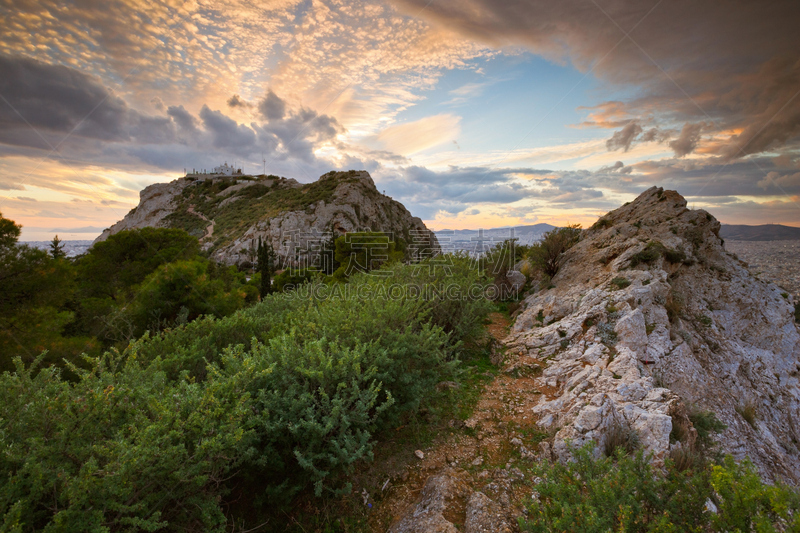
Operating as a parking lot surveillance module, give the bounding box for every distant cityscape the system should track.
[21,232,800,301]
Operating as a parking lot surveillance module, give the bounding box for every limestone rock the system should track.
[506,187,800,484]
[387,470,469,533]
[464,492,513,533]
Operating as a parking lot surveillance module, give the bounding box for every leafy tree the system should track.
[527,224,582,278]
[76,227,199,301]
[49,234,66,259]
[0,211,21,250]
[122,259,258,338]
[256,237,276,298]
[273,267,314,292]
[69,228,200,340]
[0,213,89,371]
[332,232,403,280]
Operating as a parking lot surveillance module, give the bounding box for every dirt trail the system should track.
[368,312,547,532]
[187,205,215,240]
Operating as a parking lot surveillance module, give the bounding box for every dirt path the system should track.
[187,205,215,240]
[366,312,547,532]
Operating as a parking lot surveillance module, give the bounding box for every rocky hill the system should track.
[506,187,800,483]
[95,170,437,265]
[720,223,800,241]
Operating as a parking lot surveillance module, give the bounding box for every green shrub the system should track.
[710,456,800,532]
[629,241,666,267]
[592,217,613,230]
[520,444,800,533]
[520,445,710,533]
[664,247,687,263]
[688,406,727,449]
[611,277,631,289]
[273,267,315,291]
[698,314,713,327]
[0,350,256,532]
[527,225,581,278]
[0,256,494,527]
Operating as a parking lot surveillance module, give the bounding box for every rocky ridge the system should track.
[95,170,437,265]
[379,187,799,532]
[506,186,800,483]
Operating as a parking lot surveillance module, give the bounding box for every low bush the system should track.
[592,217,613,230]
[603,421,640,456]
[629,241,667,267]
[610,276,631,289]
[527,225,582,278]
[689,406,727,449]
[520,444,800,533]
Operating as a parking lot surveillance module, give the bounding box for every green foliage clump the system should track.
[592,217,613,230]
[736,399,759,429]
[0,212,93,371]
[70,228,257,344]
[629,241,667,267]
[664,247,687,264]
[520,445,710,532]
[76,227,200,301]
[610,276,631,289]
[527,224,582,278]
[688,406,727,449]
[520,444,800,533]
[331,232,403,281]
[274,268,315,292]
[0,349,256,532]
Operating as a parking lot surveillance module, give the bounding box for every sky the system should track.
[1,0,799,240]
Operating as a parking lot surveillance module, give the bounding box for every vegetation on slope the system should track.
[164,171,373,250]
[0,255,493,531]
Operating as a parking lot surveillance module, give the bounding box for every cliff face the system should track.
[95,170,438,265]
[506,187,800,483]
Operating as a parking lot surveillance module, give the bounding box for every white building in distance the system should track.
[185,162,244,179]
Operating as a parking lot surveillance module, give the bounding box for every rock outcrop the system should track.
[95,170,437,266]
[506,187,800,483]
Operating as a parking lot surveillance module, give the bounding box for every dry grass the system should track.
[604,422,640,457]
[736,399,758,429]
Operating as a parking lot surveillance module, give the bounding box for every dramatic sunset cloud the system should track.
[0,0,798,238]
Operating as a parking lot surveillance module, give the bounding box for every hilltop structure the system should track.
[185,162,243,179]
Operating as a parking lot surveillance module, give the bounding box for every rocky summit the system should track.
[95,170,437,265]
[506,186,800,483]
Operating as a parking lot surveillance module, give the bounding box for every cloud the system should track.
[199,105,256,153]
[0,53,174,149]
[669,122,704,157]
[376,114,461,155]
[258,90,286,121]
[599,161,632,174]
[606,122,642,152]
[227,94,253,109]
[166,105,198,134]
[757,171,800,190]
[396,0,800,161]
